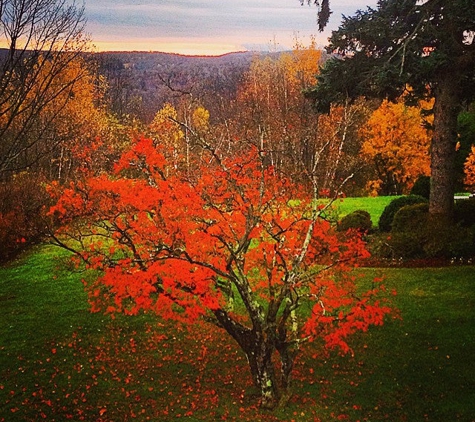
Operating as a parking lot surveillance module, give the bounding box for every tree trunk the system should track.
[430,72,461,220]
[213,309,281,408]
[275,340,296,406]
[243,333,280,409]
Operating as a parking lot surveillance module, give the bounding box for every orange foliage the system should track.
[49,137,394,407]
[464,145,475,189]
[360,97,433,195]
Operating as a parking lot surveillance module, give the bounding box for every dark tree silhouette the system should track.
[302,0,332,31]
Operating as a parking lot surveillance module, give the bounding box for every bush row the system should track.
[337,194,475,260]
[375,198,475,260]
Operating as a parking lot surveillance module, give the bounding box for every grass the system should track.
[330,195,399,226]
[1,244,475,421]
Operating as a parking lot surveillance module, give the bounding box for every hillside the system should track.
[94,50,262,122]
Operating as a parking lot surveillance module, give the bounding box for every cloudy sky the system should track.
[85,0,378,55]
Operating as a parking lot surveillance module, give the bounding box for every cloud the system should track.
[85,0,377,54]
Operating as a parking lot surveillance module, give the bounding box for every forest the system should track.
[3,40,475,262]
[1,0,475,418]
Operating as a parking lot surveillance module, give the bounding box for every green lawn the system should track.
[1,245,474,421]
[330,195,400,226]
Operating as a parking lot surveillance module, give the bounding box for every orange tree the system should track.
[48,137,393,409]
[360,97,432,195]
[464,145,475,190]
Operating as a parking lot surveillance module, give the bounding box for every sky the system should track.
[85,0,378,55]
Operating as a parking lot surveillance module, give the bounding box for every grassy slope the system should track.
[1,243,474,421]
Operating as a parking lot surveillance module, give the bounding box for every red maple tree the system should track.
[48,137,393,408]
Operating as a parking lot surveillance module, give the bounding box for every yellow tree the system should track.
[149,103,184,172]
[233,43,319,177]
[149,102,213,174]
[33,56,110,181]
[360,98,432,195]
[0,54,106,259]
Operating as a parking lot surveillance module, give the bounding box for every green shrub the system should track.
[389,231,426,259]
[387,204,475,259]
[410,175,430,199]
[454,198,475,227]
[392,203,429,233]
[389,203,430,259]
[378,195,428,232]
[422,219,475,259]
[337,210,372,233]
[366,232,393,259]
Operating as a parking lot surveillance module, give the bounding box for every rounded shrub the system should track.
[410,175,430,199]
[391,202,429,233]
[388,203,429,259]
[422,219,475,259]
[388,204,475,259]
[454,198,475,228]
[390,231,426,259]
[337,210,372,233]
[378,195,428,232]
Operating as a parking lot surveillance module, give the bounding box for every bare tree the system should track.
[0,0,89,179]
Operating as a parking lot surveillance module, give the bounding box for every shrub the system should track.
[454,198,475,227]
[390,231,426,259]
[337,210,372,233]
[0,173,49,261]
[422,219,475,259]
[387,203,475,259]
[378,195,428,232]
[391,203,429,233]
[389,203,429,259]
[366,231,396,259]
[410,175,430,199]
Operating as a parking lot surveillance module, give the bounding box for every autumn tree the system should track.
[234,47,319,176]
[308,0,475,220]
[148,100,214,176]
[0,0,89,179]
[464,146,475,190]
[232,41,367,195]
[149,103,185,171]
[456,108,475,190]
[360,97,432,195]
[49,137,393,409]
[39,56,111,181]
[316,99,370,195]
[0,53,109,260]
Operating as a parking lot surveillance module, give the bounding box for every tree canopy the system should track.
[308,0,475,218]
[360,96,432,195]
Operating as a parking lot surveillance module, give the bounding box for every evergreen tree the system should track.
[308,0,475,219]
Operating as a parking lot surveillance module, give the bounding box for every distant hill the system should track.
[94,50,269,123]
[1,48,315,124]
